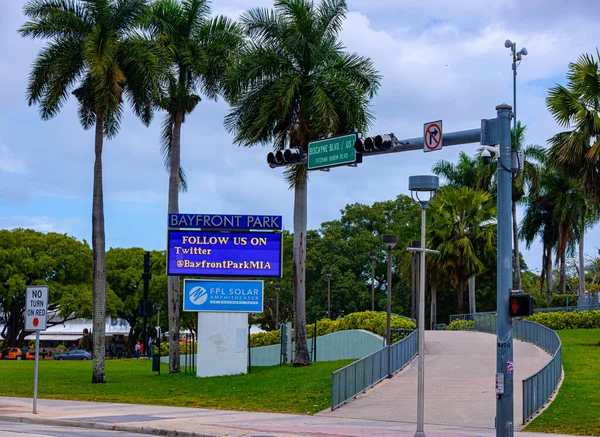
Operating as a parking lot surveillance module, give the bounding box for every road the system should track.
[0,421,146,437]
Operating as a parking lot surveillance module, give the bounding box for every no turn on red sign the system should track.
[25,286,48,331]
[423,121,443,152]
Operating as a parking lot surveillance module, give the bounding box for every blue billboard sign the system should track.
[167,230,282,277]
[183,279,264,313]
[169,214,282,230]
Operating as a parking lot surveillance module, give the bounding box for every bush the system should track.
[252,311,416,347]
[157,341,197,356]
[548,294,576,308]
[527,310,600,330]
[446,319,475,331]
[55,344,67,353]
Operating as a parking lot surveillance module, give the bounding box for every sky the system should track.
[1,0,599,273]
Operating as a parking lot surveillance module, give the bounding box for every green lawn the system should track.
[524,329,600,435]
[0,358,352,414]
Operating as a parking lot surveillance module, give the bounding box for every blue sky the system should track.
[1,0,599,273]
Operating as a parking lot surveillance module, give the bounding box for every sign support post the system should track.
[25,285,48,414]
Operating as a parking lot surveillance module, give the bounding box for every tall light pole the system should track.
[325,269,333,319]
[382,234,398,378]
[369,251,378,311]
[504,38,527,291]
[274,283,281,329]
[155,303,162,376]
[407,175,439,437]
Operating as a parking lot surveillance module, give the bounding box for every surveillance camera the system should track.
[481,149,492,165]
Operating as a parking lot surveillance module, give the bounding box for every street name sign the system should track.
[25,286,48,331]
[423,121,443,152]
[308,133,357,170]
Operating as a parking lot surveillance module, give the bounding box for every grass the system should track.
[524,328,600,435]
[0,358,352,414]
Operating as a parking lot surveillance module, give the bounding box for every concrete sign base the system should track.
[196,312,248,378]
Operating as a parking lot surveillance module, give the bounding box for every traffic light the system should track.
[509,292,534,317]
[354,134,396,155]
[267,147,306,168]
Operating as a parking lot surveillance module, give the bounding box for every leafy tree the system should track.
[20,0,163,382]
[225,0,380,366]
[146,0,243,373]
[428,187,497,314]
[0,229,122,347]
[432,151,495,192]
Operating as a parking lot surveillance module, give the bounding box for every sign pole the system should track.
[33,330,40,414]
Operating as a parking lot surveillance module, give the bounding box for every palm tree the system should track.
[428,187,496,314]
[20,0,162,382]
[225,0,380,365]
[146,0,242,374]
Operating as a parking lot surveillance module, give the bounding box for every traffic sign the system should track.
[308,133,357,170]
[25,286,48,331]
[423,121,443,152]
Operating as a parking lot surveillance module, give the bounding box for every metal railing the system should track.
[448,312,562,424]
[331,329,417,410]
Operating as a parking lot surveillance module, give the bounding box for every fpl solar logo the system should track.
[189,286,208,306]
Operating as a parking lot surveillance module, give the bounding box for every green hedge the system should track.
[527,311,600,330]
[249,311,416,348]
[446,319,474,331]
[157,341,197,356]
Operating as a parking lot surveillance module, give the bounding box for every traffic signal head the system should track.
[267,147,306,168]
[355,133,396,155]
[509,293,534,317]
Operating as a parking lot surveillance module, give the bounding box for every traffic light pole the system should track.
[495,104,514,436]
[266,103,514,436]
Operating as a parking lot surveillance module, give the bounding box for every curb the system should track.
[0,414,220,437]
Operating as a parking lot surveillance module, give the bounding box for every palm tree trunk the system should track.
[457,279,464,314]
[579,222,585,297]
[559,250,567,294]
[512,200,522,289]
[546,246,553,296]
[293,176,310,366]
[167,110,183,374]
[429,278,437,330]
[468,276,476,315]
[92,116,106,383]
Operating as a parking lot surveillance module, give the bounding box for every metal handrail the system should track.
[449,312,562,425]
[331,329,417,410]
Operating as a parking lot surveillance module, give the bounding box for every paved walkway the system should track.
[321,331,551,430]
[0,397,575,437]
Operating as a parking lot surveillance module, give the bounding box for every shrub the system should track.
[527,310,600,330]
[252,311,416,347]
[157,341,197,355]
[55,344,67,353]
[446,319,475,331]
[548,294,577,308]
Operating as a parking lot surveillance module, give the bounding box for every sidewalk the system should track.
[0,397,576,437]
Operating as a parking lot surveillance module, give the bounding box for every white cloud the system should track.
[0,216,82,235]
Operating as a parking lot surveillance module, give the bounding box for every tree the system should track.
[428,187,497,314]
[0,229,122,347]
[547,51,600,296]
[225,0,380,365]
[20,0,162,382]
[146,0,243,374]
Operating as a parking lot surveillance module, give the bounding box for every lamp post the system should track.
[369,251,378,311]
[274,283,281,329]
[382,234,398,378]
[505,39,527,291]
[407,175,439,437]
[325,269,333,319]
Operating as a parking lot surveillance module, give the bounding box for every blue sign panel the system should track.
[169,214,282,230]
[167,230,282,277]
[183,279,264,313]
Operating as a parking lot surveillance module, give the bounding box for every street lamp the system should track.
[407,175,439,437]
[369,251,378,311]
[274,283,281,329]
[325,269,333,319]
[382,234,398,378]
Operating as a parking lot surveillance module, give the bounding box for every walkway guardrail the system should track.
[448,312,562,424]
[331,329,417,410]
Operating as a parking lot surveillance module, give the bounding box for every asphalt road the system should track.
[0,421,148,437]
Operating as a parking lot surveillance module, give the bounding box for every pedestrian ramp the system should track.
[319,330,551,429]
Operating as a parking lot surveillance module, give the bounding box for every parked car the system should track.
[25,349,36,360]
[53,350,92,361]
[1,348,23,360]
